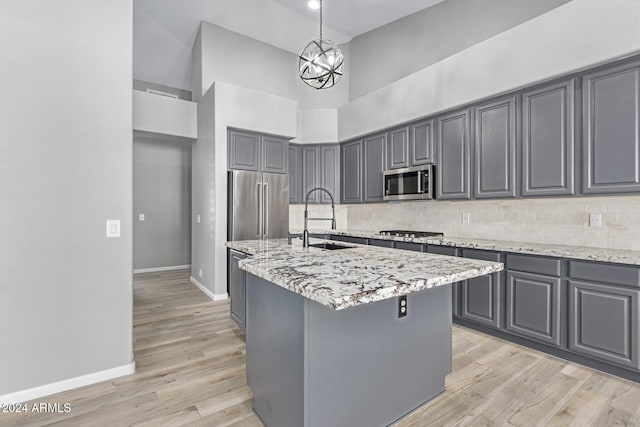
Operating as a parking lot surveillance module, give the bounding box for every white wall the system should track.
[339,0,640,140]
[0,0,133,399]
[133,90,197,139]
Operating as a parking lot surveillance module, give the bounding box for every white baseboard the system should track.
[0,362,135,405]
[133,264,191,274]
[190,276,228,301]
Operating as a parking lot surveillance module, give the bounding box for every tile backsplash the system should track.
[290,195,640,250]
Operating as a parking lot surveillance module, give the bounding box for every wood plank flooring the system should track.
[1,269,639,426]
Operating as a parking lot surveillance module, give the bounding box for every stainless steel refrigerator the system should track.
[228,170,289,241]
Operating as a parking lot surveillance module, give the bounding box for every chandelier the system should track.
[298,0,344,90]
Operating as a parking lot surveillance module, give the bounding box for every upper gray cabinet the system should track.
[302,146,319,203]
[387,126,409,170]
[228,129,288,174]
[473,96,517,198]
[288,145,303,204]
[522,80,575,197]
[262,136,289,174]
[364,133,386,203]
[437,109,472,199]
[583,61,640,194]
[341,140,363,203]
[410,119,435,166]
[228,129,260,172]
[320,146,340,204]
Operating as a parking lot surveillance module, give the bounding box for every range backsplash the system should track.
[290,195,640,251]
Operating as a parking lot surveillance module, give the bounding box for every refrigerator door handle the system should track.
[257,182,262,237]
[263,183,269,237]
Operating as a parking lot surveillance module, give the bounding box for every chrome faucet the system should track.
[302,187,337,248]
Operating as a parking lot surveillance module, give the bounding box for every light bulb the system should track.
[308,0,319,9]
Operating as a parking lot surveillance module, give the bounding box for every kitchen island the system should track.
[226,238,503,427]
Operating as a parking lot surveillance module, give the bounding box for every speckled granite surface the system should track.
[226,238,503,310]
[298,230,640,266]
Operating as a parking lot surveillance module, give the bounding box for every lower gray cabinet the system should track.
[460,249,502,328]
[569,280,639,370]
[395,242,424,252]
[369,238,394,248]
[506,271,562,347]
[229,249,247,331]
[329,234,368,245]
[427,245,460,318]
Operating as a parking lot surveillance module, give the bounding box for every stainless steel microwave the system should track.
[383,165,434,201]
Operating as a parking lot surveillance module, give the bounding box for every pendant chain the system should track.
[319,0,323,41]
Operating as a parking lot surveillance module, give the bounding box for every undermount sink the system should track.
[308,242,354,251]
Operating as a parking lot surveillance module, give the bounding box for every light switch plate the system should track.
[196,215,201,224]
[106,220,120,238]
[139,214,145,221]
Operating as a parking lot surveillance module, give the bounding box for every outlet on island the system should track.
[398,295,407,318]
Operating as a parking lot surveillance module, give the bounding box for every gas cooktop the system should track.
[379,230,444,238]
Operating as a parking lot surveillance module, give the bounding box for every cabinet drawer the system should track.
[461,249,501,262]
[395,242,424,252]
[507,254,562,277]
[369,239,394,248]
[329,235,368,245]
[569,261,640,288]
[569,280,639,369]
[427,245,458,257]
[506,271,562,347]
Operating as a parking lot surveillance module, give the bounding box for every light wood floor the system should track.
[1,269,639,426]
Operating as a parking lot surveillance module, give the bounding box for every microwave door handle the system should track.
[417,172,423,193]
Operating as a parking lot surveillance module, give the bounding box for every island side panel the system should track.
[246,273,305,427]
[305,285,453,427]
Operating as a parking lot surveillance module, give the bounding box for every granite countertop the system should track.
[226,238,503,310]
[304,230,640,266]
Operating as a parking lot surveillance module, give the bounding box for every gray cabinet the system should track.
[437,109,472,199]
[262,136,288,174]
[506,271,562,347]
[460,249,502,328]
[228,129,288,174]
[569,280,639,369]
[302,146,319,203]
[363,133,386,203]
[522,80,575,196]
[228,129,260,172]
[341,140,363,203]
[228,249,247,331]
[320,146,340,204]
[410,119,435,166]
[428,245,460,317]
[288,145,303,204]
[583,61,640,194]
[473,96,517,198]
[387,126,410,170]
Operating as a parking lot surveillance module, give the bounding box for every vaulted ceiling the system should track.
[133,0,447,91]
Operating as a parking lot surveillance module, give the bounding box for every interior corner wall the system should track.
[0,0,133,396]
[133,136,192,271]
[339,0,640,140]
[212,82,297,297]
[191,24,203,102]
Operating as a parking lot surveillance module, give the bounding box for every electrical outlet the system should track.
[370,212,376,221]
[196,214,201,224]
[398,295,407,318]
[198,269,203,278]
[589,213,602,227]
[138,214,145,221]
[462,212,471,224]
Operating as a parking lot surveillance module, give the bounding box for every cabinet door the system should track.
[410,119,435,166]
[229,249,247,331]
[320,145,340,204]
[228,130,260,171]
[262,136,288,174]
[302,146,319,204]
[473,96,517,198]
[288,144,303,204]
[341,140,363,203]
[506,271,562,347]
[583,61,640,194]
[363,133,386,203]
[427,246,460,317]
[437,109,471,199]
[522,80,575,196]
[387,126,410,170]
[569,280,639,369]
[461,249,502,328]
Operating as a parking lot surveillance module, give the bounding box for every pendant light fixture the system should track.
[298,0,344,89]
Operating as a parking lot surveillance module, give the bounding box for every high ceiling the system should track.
[133,0,447,91]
